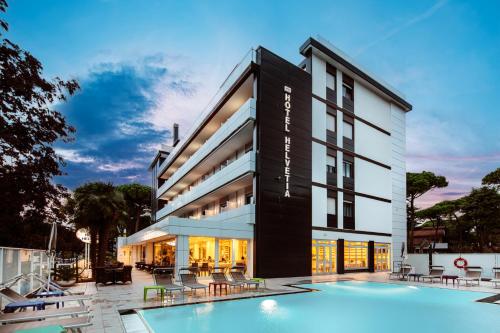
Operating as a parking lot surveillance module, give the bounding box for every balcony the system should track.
[125,204,255,245]
[157,49,256,176]
[157,98,256,198]
[157,151,255,220]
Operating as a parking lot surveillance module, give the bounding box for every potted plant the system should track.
[55,265,77,287]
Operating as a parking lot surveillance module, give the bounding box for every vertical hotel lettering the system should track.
[284,85,292,198]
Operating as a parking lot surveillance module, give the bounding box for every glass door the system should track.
[374,243,391,271]
[312,240,336,274]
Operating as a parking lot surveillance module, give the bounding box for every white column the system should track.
[175,235,189,280]
[247,241,253,277]
[214,239,219,267]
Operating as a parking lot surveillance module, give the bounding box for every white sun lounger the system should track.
[0,316,92,333]
[491,267,500,288]
[420,266,445,283]
[457,267,482,287]
[0,306,89,324]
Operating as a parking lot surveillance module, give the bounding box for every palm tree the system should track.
[69,182,127,276]
[116,183,151,234]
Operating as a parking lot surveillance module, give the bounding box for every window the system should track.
[344,241,368,270]
[326,72,336,90]
[245,192,253,205]
[327,156,336,174]
[343,83,353,101]
[343,121,353,140]
[327,197,337,215]
[343,201,353,217]
[327,114,336,132]
[343,161,352,178]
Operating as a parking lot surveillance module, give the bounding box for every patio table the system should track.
[209,282,228,296]
[442,275,459,286]
[408,273,424,282]
[36,290,65,308]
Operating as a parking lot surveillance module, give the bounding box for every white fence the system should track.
[407,253,500,278]
[0,246,49,295]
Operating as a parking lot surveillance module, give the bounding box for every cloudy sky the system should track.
[5,0,500,208]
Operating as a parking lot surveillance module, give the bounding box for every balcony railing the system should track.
[157,98,256,198]
[157,151,255,220]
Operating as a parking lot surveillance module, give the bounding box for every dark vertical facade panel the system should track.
[254,47,312,278]
[368,241,375,272]
[337,239,345,274]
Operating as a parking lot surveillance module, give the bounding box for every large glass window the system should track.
[312,240,336,275]
[375,243,391,271]
[343,121,353,139]
[234,239,248,271]
[153,239,176,266]
[344,241,368,270]
[189,237,215,266]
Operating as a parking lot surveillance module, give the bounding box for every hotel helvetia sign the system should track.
[283,85,292,198]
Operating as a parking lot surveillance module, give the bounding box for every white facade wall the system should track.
[311,55,326,98]
[354,196,392,234]
[407,253,500,278]
[391,103,407,259]
[312,142,326,184]
[312,99,326,141]
[354,81,391,132]
[312,186,327,227]
[354,158,392,200]
[354,120,391,165]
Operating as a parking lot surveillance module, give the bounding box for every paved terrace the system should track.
[72,269,500,333]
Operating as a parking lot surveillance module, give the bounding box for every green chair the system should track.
[143,286,165,301]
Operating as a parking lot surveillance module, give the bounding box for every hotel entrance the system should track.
[312,240,336,274]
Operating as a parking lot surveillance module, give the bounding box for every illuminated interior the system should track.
[374,243,391,271]
[312,239,336,274]
[188,237,248,271]
[344,241,368,270]
[153,238,176,266]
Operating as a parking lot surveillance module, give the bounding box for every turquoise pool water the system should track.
[139,281,500,333]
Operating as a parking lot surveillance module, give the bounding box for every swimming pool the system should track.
[138,281,500,333]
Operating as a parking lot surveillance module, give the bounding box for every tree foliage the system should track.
[116,183,151,234]
[406,171,448,251]
[66,182,127,273]
[0,0,79,249]
[414,168,500,253]
[482,167,500,189]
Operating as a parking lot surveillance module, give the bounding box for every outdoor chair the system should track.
[457,266,482,287]
[115,266,132,284]
[389,265,413,280]
[0,287,91,312]
[229,271,260,289]
[491,267,500,288]
[200,262,211,276]
[95,267,115,285]
[153,269,184,299]
[179,273,207,296]
[420,266,445,283]
[0,305,89,325]
[0,316,92,333]
[211,272,244,291]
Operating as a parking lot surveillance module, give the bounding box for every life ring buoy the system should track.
[454,257,467,269]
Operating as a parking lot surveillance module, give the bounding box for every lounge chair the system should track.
[0,306,89,324]
[457,266,482,287]
[0,287,91,310]
[420,266,445,283]
[211,272,244,291]
[179,273,207,296]
[0,316,92,333]
[153,269,184,298]
[229,271,260,289]
[490,267,500,288]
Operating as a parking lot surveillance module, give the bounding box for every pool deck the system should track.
[70,269,500,333]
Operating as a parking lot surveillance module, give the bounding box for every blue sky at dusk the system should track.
[5,0,500,208]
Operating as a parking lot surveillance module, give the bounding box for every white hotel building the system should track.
[117,37,412,278]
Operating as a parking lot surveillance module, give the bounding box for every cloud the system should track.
[54,55,209,189]
[355,0,448,56]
